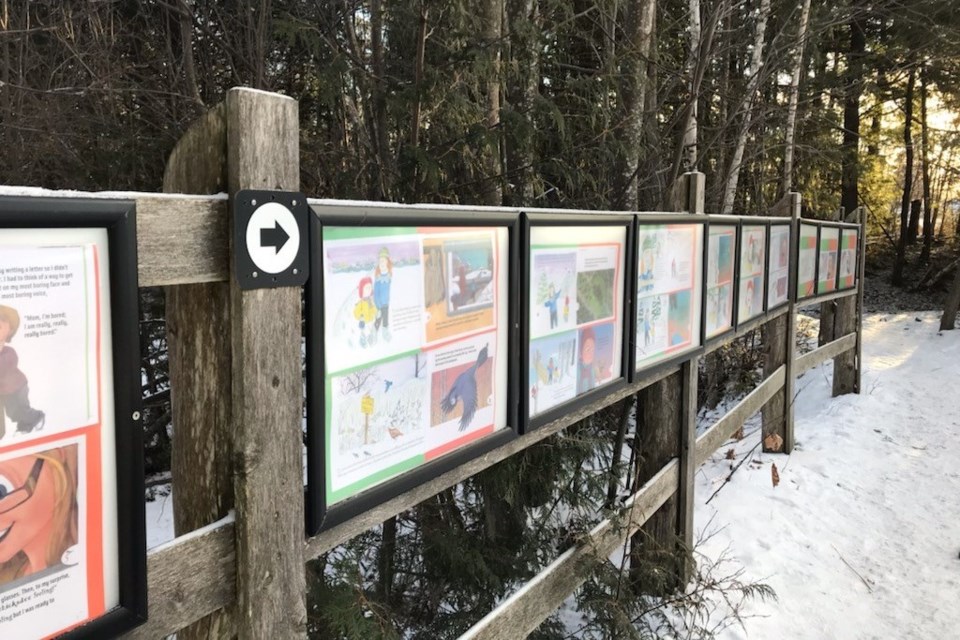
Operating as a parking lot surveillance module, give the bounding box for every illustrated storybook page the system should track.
[705,225,737,340]
[527,225,626,419]
[737,224,766,324]
[767,224,791,309]
[818,226,840,294]
[634,222,703,370]
[0,228,120,639]
[320,226,510,506]
[838,228,858,290]
[797,223,818,299]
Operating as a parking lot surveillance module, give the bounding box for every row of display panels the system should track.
[0,195,862,639]
[305,207,861,533]
[0,195,863,639]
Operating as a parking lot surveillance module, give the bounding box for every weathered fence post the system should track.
[163,88,307,639]
[631,171,702,589]
[225,88,307,639]
[855,209,866,392]
[832,207,862,396]
[677,172,703,581]
[163,104,234,640]
[761,192,800,453]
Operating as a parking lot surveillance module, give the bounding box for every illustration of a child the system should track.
[0,305,45,437]
[373,247,392,341]
[354,277,377,347]
[563,295,570,322]
[577,327,601,393]
[544,284,561,329]
[639,239,656,283]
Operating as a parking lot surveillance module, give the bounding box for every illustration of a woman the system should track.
[373,247,393,340]
[0,445,79,588]
[0,304,45,437]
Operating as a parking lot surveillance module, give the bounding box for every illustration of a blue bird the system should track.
[440,345,489,431]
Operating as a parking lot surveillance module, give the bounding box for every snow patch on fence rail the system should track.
[0,185,227,201]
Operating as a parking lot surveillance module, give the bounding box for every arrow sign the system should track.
[233,190,308,290]
[260,221,290,253]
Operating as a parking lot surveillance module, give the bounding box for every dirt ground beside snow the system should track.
[696,312,960,639]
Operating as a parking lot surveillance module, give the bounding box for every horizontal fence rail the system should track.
[795,332,858,375]
[461,461,681,640]
[696,366,787,467]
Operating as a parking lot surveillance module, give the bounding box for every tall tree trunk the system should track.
[782,0,812,193]
[680,0,702,171]
[370,0,392,199]
[829,1,864,392]
[909,198,921,243]
[376,516,397,604]
[920,63,933,262]
[891,66,916,286]
[941,267,960,331]
[643,1,661,209]
[720,0,772,214]
[409,2,428,202]
[505,0,540,206]
[179,0,203,105]
[620,0,656,210]
[667,0,726,193]
[1,0,9,120]
[480,0,504,206]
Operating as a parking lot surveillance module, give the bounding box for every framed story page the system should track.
[818,226,840,295]
[632,217,704,374]
[0,196,145,640]
[307,206,518,534]
[737,223,767,324]
[797,223,818,301]
[704,222,738,342]
[523,213,630,430]
[767,223,792,310]
[838,226,859,290]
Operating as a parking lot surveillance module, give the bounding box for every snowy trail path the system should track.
[697,312,960,639]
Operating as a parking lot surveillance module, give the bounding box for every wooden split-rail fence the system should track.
[12,88,865,639]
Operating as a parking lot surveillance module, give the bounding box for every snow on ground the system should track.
[696,311,960,639]
[145,484,175,549]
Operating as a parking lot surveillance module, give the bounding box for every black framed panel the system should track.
[521,212,633,432]
[631,214,707,380]
[736,220,769,325]
[0,196,146,639]
[817,223,841,295]
[305,206,520,534]
[837,225,860,291]
[702,216,740,347]
[796,221,819,301]
[766,222,792,312]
